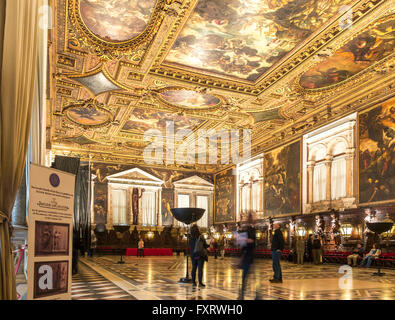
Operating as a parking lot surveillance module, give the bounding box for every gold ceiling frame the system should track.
[150,0,387,96]
[62,98,115,129]
[293,13,395,96]
[67,0,168,60]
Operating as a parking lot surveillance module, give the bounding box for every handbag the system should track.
[194,237,207,257]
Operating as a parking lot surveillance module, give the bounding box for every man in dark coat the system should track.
[270,223,284,283]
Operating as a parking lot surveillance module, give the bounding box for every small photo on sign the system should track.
[35,221,70,256]
[33,261,68,299]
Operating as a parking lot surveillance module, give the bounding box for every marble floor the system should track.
[70,255,395,300]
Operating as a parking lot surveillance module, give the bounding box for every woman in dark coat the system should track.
[190,224,209,287]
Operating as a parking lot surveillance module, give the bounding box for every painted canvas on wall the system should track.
[93,183,107,225]
[264,140,301,216]
[300,14,395,89]
[214,168,235,223]
[161,189,174,226]
[359,98,395,204]
[165,0,354,81]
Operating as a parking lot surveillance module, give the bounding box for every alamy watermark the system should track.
[143,121,251,166]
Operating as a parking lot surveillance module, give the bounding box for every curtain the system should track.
[112,189,127,225]
[196,195,208,228]
[142,190,156,226]
[0,0,39,300]
[313,163,326,202]
[331,157,347,200]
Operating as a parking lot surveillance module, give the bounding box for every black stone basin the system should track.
[113,225,130,234]
[367,222,394,235]
[171,208,205,225]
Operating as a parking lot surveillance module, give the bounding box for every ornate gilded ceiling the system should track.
[48,0,395,173]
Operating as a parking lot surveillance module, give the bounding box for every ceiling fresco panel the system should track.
[79,0,157,42]
[164,0,355,82]
[121,107,206,134]
[300,14,395,89]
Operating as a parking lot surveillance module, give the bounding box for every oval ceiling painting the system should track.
[300,15,395,89]
[159,89,221,109]
[64,100,113,127]
[79,0,157,42]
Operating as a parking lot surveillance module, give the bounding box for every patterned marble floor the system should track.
[72,255,395,300]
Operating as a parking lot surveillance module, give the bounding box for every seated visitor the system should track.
[359,244,381,267]
[347,243,364,267]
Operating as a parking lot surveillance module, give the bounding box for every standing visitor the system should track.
[218,236,225,260]
[238,214,256,300]
[296,236,305,265]
[190,224,209,287]
[270,223,284,283]
[88,230,97,257]
[211,237,219,259]
[312,235,322,265]
[306,234,313,263]
[137,235,144,258]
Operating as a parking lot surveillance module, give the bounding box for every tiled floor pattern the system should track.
[71,260,135,300]
[72,255,395,300]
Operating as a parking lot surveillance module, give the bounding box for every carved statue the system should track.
[315,215,325,238]
[330,210,341,246]
[132,188,144,225]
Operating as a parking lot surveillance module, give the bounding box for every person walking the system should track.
[190,224,209,287]
[296,236,305,265]
[238,214,256,300]
[270,223,284,283]
[312,235,322,265]
[137,235,144,257]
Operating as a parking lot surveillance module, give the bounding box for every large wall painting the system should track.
[93,183,107,225]
[214,168,236,223]
[161,189,174,226]
[300,14,395,89]
[79,0,157,42]
[264,140,301,216]
[165,0,354,82]
[359,98,395,204]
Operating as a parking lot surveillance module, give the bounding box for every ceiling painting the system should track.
[49,0,394,171]
[63,99,114,128]
[121,107,206,134]
[164,0,355,82]
[79,0,157,42]
[158,88,221,109]
[300,14,395,89]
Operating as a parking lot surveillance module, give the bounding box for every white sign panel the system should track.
[27,163,75,300]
